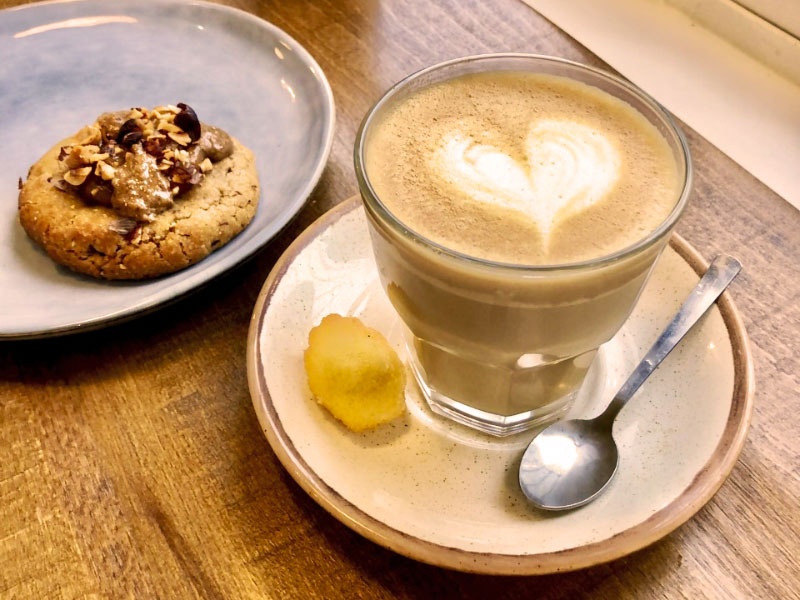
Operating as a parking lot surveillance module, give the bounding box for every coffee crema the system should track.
[364,72,681,265]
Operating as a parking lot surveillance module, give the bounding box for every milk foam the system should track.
[364,71,680,264]
[432,119,621,237]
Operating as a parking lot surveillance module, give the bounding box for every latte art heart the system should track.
[366,71,680,265]
[432,119,621,236]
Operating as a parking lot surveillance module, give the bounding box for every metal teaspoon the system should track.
[519,254,742,511]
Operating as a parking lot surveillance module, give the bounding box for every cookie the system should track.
[18,106,259,280]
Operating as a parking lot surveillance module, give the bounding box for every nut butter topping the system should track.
[112,145,173,222]
[198,125,234,162]
[53,103,234,225]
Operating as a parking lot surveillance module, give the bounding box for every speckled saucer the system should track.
[247,197,754,575]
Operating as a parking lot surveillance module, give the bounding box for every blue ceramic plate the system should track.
[0,0,335,338]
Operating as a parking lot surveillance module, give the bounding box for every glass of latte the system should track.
[354,54,692,436]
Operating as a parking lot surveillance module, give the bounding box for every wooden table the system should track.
[2,0,798,597]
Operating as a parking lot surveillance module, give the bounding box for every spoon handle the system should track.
[602,254,741,422]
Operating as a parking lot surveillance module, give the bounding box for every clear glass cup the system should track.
[354,54,692,436]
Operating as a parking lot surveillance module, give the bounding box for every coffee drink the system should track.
[365,72,679,265]
[356,57,689,435]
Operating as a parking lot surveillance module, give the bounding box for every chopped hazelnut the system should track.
[75,125,102,145]
[64,166,92,186]
[168,131,192,146]
[158,120,181,133]
[96,162,116,181]
[63,146,90,169]
[153,109,176,122]
[200,158,213,173]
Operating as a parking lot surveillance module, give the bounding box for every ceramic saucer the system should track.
[247,197,753,575]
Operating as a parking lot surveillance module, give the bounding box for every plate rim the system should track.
[246,196,755,575]
[1,0,336,340]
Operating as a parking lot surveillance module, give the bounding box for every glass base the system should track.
[407,351,575,437]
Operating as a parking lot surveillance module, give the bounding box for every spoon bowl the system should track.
[519,255,741,511]
[520,418,619,510]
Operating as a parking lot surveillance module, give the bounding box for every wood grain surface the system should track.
[2,0,798,598]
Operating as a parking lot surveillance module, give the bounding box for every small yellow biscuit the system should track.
[304,314,406,432]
